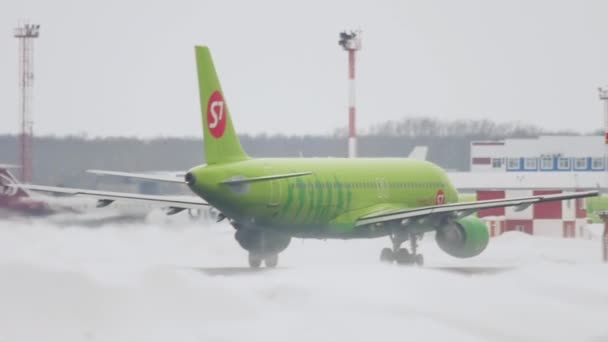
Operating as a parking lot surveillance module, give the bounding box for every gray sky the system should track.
[2,0,608,138]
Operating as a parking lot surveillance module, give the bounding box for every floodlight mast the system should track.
[13,22,40,183]
[339,30,362,158]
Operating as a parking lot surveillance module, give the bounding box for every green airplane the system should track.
[20,46,599,268]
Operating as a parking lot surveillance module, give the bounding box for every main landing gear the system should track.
[380,233,424,266]
[248,253,279,269]
[234,229,291,269]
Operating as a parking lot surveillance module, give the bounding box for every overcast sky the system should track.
[2,0,608,138]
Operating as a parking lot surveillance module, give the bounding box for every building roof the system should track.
[472,135,604,158]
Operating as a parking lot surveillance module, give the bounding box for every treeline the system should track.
[0,118,590,189]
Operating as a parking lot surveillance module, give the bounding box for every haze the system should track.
[1,0,608,138]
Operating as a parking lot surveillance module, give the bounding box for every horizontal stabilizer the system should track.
[87,170,186,184]
[221,172,313,185]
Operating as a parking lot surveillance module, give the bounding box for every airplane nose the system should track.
[185,172,196,186]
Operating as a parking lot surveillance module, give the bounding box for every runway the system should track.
[0,217,606,342]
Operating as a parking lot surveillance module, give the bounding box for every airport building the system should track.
[456,135,605,238]
[478,190,588,239]
[469,135,605,172]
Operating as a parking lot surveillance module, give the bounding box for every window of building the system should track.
[507,158,520,170]
[592,157,604,170]
[574,157,587,170]
[524,158,537,170]
[540,156,553,170]
[492,158,502,168]
[558,157,570,170]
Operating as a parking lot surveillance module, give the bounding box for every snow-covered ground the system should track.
[0,217,606,342]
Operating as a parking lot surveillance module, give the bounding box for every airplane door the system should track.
[265,166,281,207]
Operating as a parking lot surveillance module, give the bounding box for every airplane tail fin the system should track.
[408,146,428,161]
[195,46,249,165]
[0,167,29,202]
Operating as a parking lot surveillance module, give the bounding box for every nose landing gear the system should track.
[380,232,424,266]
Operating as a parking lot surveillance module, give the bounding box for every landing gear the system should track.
[247,253,278,269]
[380,232,424,266]
[380,248,394,263]
[264,254,279,268]
[394,248,411,265]
[248,254,263,268]
[236,229,290,268]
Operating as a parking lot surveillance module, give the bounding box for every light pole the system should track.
[339,30,362,158]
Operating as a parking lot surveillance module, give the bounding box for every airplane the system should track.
[0,166,209,225]
[0,165,53,217]
[17,46,599,267]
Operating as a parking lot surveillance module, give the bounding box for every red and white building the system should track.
[447,135,606,239]
[477,190,586,238]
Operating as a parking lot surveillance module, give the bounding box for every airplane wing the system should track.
[14,184,208,215]
[355,190,598,227]
[87,170,186,183]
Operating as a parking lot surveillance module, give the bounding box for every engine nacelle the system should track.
[435,216,489,258]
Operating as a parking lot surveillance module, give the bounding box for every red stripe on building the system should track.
[505,220,533,235]
[575,190,587,219]
[471,142,505,146]
[477,191,506,218]
[484,218,505,237]
[472,157,492,165]
[563,221,575,238]
[533,190,563,219]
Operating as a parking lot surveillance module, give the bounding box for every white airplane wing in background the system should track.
[14,184,208,215]
[87,169,187,183]
[408,146,428,161]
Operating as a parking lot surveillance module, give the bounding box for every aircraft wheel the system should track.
[395,248,413,265]
[414,254,424,266]
[248,254,262,268]
[380,248,394,263]
[265,254,279,268]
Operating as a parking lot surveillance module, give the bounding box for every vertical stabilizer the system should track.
[0,167,29,202]
[195,46,249,164]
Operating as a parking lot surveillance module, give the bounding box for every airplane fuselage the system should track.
[188,158,459,238]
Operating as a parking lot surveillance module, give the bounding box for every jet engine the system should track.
[435,216,489,258]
